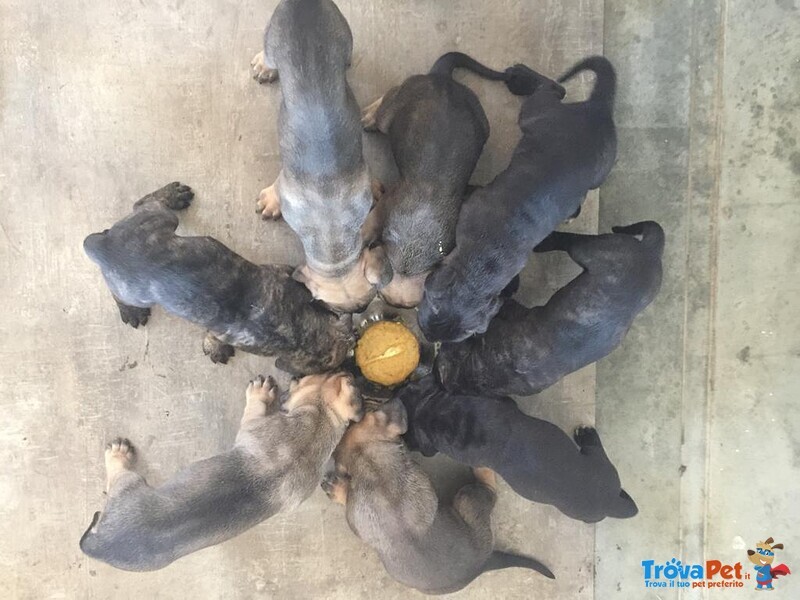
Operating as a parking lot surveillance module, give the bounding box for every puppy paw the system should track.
[361,96,383,131]
[256,185,282,220]
[161,182,194,210]
[574,426,601,448]
[247,374,278,405]
[105,437,136,472]
[117,304,150,329]
[251,51,279,84]
[135,182,194,211]
[321,472,349,505]
[202,334,235,364]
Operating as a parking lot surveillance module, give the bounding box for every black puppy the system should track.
[418,57,617,342]
[83,183,353,374]
[436,222,664,395]
[361,52,533,308]
[397,377,637,523]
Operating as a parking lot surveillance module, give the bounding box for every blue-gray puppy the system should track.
[80,373,363,571]
[436,222,664,395]
[83,182,353,374]
[397,377,638,523]
[361,52,533,308]
[251,0,390,312]
[322,399,554,594]
[418,57,617,342]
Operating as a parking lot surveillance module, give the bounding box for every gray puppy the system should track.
[418,57,617,342]
[322,399,554,594]
[251,0,390,313]
[437,222,664,395]
[361,52,531,308]
[83,182,353,375]
[80,373,363,571]
[397,377,638,523]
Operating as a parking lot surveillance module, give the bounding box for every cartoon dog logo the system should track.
[747,537,791,591]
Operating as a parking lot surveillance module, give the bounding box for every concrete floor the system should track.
[0,1,797,599]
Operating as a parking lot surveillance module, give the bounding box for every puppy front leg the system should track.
[256,178,282,220]
[250,50,279,84]
[105,438,138,495]
[360,95,384,131]
[242,375,278,425]
[202,332,235,364]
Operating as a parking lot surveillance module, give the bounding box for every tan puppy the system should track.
[80,373,362,571]
[323,399,554,594]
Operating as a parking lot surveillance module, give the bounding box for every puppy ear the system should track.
[292,265,309,284]
[772,543,784,550]
[362,246,393,288]
[765,537,775,545]
[376,398,408,437]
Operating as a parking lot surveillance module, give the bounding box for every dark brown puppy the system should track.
[397,377,637,523]
[418,56,617,342]
[83,183,353,374]
[436,222,664,395]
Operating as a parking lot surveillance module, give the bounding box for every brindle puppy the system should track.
[83,182,353,374]
[437,222,664,395]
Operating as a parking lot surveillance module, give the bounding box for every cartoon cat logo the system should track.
[747,537,791,591]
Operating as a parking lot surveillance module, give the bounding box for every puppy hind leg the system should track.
[256,178,282,220]
[114,296,151,329]
[453,469,497,545]
[133,182,194,211]
[202,332,235,364]
[251,50,279,84]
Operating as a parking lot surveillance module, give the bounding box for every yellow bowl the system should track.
[355,321,420,386]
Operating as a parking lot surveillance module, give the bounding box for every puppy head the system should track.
[342,398,408,448]
[283,373,364,424]
[418,265,501,342]
[293,247,392,313]
[379,270,428,308]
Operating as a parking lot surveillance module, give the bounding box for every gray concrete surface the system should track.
[596,0,800,598]
[0,1,602,598]
[2,0,798,599]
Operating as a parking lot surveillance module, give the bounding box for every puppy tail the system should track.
[83,231,109,263]
[606,489,639,519]
[429,52,507,81]
[484,551,556,579]
[612,221,665,256]
[558,55,616,105]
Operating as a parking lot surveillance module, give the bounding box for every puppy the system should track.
[251,0,390,312]
[83,182,353,374]
[80,373,363,571]
[437,222,664,395]
[323,399,554,594]
[418,56,617,342]
[397,377,637,523]
[362,52,532,308]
